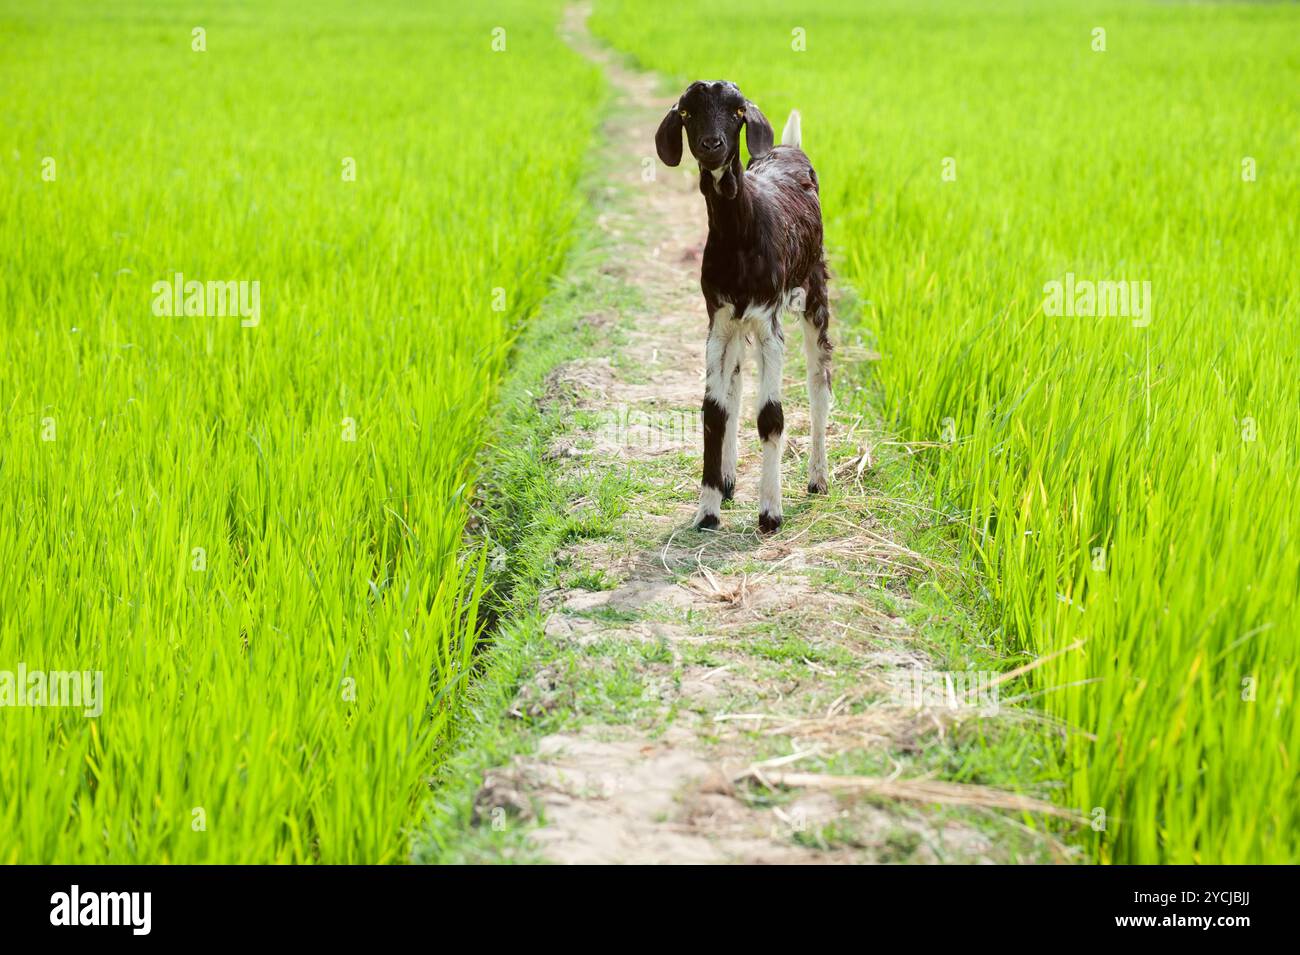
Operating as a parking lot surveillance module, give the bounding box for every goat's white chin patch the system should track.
[705,165,728,195]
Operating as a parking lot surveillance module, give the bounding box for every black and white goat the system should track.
[655,80,832,533]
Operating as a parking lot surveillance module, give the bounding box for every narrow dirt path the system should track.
[467,4,1075,864]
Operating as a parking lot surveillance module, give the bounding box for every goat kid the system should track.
[655,80,832,533]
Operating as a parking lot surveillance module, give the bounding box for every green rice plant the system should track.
[592,0,1300,863]
[0,0,599,862]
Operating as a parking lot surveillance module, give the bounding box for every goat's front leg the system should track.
[756,318,785,533]
[720,334,746,502]
[696,312,739,530]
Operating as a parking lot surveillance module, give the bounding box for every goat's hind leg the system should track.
[802,293,833,494]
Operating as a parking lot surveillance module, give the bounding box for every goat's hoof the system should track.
[721,478,735,503]
[695,513,721,531]
[807,478,828,495]
[757,511,783,534]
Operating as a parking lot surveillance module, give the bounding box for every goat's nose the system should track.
[700,135,722,151]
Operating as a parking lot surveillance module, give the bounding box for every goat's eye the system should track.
[736,108,745,118]
[679,109,689,119]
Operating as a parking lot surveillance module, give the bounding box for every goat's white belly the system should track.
[713,296,798,338]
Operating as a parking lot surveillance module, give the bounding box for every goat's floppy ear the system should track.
[655,107,684,166]
[743,101,774,160]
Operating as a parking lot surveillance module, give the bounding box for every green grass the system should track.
[413,172,651,864]
[0,0,600,862]
[591,0,1300,863]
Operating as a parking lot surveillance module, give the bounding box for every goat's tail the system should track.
[781,110,802,149]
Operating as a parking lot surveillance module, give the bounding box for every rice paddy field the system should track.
[592,0,1300,863]
[3,0,1297,867]
[1,0,597,862]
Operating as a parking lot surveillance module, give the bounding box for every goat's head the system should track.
[655,81,774,175]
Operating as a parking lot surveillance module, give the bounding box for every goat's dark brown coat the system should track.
[700,146,831,353]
